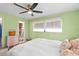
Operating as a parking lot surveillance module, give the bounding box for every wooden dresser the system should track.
[7,31,18,49]
[7,36,18,49]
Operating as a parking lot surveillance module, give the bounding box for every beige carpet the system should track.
[0,48,8,56]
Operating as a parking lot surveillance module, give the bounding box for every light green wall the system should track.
[1,10,79,48]
[28,10,79,41]
[25,20,29,38]
[0,12,28,48]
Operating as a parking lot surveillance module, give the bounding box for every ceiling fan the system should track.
[13,3,43,16]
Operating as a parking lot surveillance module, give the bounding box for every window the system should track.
[33,17,62,32]
[45,18,62,32]
[33,22,44,32]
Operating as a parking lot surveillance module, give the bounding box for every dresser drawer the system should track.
[7,36,18,48]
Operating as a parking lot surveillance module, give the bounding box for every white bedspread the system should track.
[6,38,62,56]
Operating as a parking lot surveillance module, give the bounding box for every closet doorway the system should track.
[0,18,2,48]
[18,21,25,43]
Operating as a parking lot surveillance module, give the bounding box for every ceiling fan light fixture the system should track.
[27,11,33,14]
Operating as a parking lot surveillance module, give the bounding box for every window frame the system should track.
[32,21,45,32]
[45,17,62,32]
[32,17,62,32]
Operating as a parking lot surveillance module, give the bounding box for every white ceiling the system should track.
[0,3,79,20]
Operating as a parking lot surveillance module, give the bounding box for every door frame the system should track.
[18,21,25,40]
[0,17,3,48]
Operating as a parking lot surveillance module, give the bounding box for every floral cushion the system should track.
[60,40,71,49]
[59,39,79,56]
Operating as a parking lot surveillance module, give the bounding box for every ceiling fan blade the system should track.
[13,3,28,10]
[30,3,38,9]
[33,10,43,13]
[19,11,28,14]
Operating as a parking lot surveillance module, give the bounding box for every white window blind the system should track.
[33,22,44,32]
[33,17,62,32]
[45,18,62,32]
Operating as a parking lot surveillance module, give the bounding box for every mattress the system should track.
[6,38,62,56]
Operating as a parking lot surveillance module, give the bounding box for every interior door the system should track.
[0,18,2,48]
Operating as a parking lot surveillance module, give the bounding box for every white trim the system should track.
[33,29,44,32]
[45,29,62,32]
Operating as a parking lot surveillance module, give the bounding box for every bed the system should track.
[6,38,62,56]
